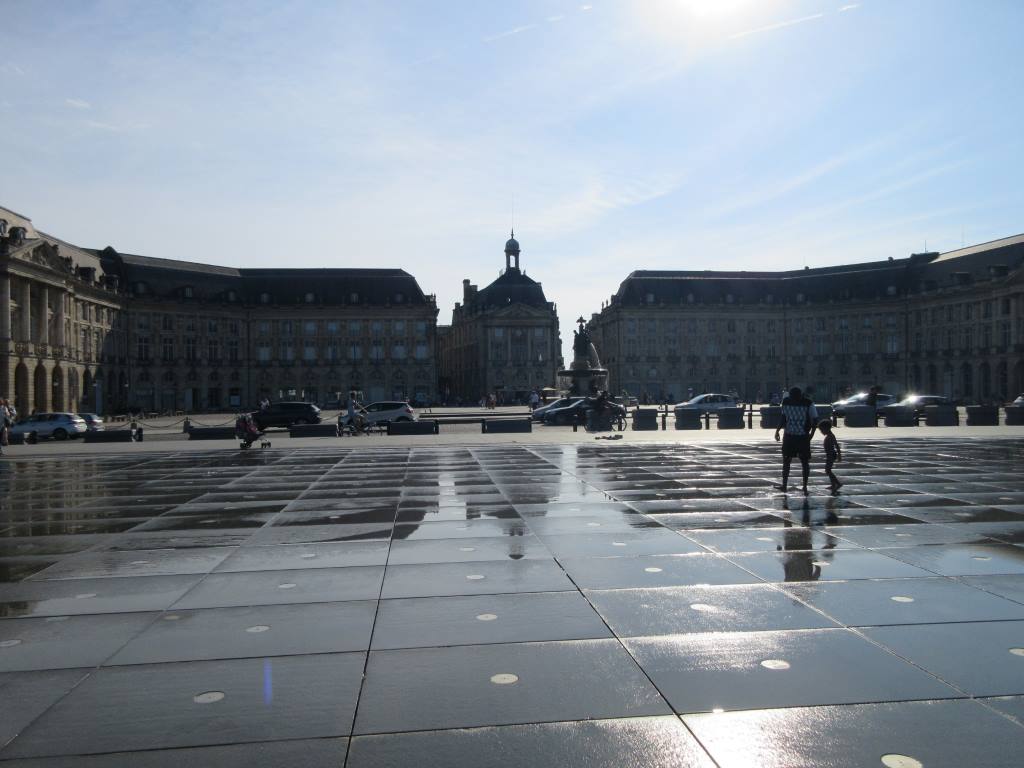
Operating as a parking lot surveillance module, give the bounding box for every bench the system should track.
[289,423,340,438]
[674,410,702,430]
[843,405,877,428]
[631,409,660,431]
[966,405,999,426]
[482,418,532,434]
[759,407,782,429]
[717,407,745,429]
[924,405,959,426]
[883,407,917,427]
[387,419,440,436]
[84,430,135,443]
[187,427,238,440]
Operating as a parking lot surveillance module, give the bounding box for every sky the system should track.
[3,0,1023,362]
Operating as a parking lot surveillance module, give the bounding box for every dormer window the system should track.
[260,292,271,304]
[686,293,694,304]
[227,290,237,302]
[394,292,404,303]
[886,285,897,296]
[135,282,147,295]
[304,292,316,303]
[726,293,734,304]
[645,292,655,304]
[350,292,360,303]
[183,286,194,299]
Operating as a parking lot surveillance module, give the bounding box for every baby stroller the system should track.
[235,413,266,449]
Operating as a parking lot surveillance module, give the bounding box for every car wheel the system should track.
[52,428,68,441]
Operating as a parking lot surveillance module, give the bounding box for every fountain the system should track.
[559,317,609,396]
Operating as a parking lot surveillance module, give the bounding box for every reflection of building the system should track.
[587,236,1024,403]
[1,207,438,414]
[438,234,562,403]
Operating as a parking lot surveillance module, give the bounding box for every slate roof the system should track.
[609,235,1024,307]
[471,268,550,309]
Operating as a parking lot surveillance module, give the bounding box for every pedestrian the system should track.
[529,390,540,411]
[818,419,843,491]
[0,398,11,455]
[774,386,819,495]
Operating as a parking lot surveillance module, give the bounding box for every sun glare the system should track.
[680,0,760,19]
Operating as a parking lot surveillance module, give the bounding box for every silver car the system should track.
[674,393,739,413]
[77,413,105,431]
[10,413,89,440]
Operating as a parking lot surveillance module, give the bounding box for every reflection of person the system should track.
[774,387,819,494]
[819,419,843,491]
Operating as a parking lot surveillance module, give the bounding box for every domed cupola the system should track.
[504,230,521,271]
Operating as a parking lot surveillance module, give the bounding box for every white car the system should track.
[10,413,89,440]
[532,397,583,421]
[341,401,417,427]
[674,393,739,413]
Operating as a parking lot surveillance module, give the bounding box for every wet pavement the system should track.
[0,437,1023,765]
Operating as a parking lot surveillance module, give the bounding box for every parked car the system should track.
[1012,394,1024,406]
[76,413,105,431]
[359,401,417,424]
[543,397,626,426]
[532,396,583,421]
[831,392,897,417]
[673,394,739,413]
[251,401,322,430]
[880,395,952,417]
[10,413,89,440]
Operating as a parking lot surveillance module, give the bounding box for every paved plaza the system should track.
[1,437,1024,766]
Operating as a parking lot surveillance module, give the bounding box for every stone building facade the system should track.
[438,235,562,404]
[587,235,1024,403]
[0,207,439,414]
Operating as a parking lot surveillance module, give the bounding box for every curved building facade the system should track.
[0,207,438,414]
[587,235,1024,403]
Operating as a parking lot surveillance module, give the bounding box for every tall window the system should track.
[304,342,317,361]
[137,336,150,360]
[184,337,197,361]
[208,340,219,361]
[349,344,362,360]
[257,342,271,362]
[162,338,174,362]
[228,339,239,362]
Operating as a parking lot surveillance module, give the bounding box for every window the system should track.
[415,321,427,336]
[349,344,362,360]
[371,321,383,336]
[257,342,271,362]
[208,340,219,361]
[392,344,406,359]
[282,343,295,361]
[815,318,826,331]
[394,320,405,335]
[227,290,237,302]
[370,343,384,360]
[208,319,218,334]
[862,316,872,329]
[228,320,239,335]
[228,339,239,362]
[394,292,404,303]
[260,292,271,304]
[326,343,339,361]
[303,342,317,361]
[327,321,339,334]
[304,321,317,336]
[415,343,429,360]
[885,334,899,354]
[184,337,197,361]
[137,314,150,331]
[162,314,174,331]
[162,338,175,362]
[494,327,504,339]
[534,327,545,338]
[726,320,736,333]
[258,321,270,336]
[281,321,293,336]
[183,286,193,299]
[349,292,359,303]
[304,292,315,303]
[348,320,362,335]
[185,316,195,332]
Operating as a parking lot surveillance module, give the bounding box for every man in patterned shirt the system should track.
[774,386,819,494]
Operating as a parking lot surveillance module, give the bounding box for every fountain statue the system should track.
[559,317,609,396]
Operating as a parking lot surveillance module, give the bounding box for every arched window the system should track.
[304,292,316,303]
[260,292,271,304]
[182,286,194,299]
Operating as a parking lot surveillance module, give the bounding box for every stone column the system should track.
[0,275,10,340]
[19,280,31,342]
[56,291,66,348]
[39,286,49,346]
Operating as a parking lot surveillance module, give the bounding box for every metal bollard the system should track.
[704,411,711,429]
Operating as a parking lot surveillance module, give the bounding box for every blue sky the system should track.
[3,0,1022,360]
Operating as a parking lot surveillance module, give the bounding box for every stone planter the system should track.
[759,407,782,429]
[883,407,917,427]
[924,405,959,426]
[843,405,877,428]
[966,406,999,426]
[717,407,745,429]
[674,409,702,430]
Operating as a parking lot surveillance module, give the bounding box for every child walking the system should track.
[818,419,842,491]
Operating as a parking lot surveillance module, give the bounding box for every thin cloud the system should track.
[729,13,825,40]
[840,4,860,11]
[483,24,537,43]
[547,15,565,22]
[2,63,25,76]
[65,98,91,110]
[580,5,593,11]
